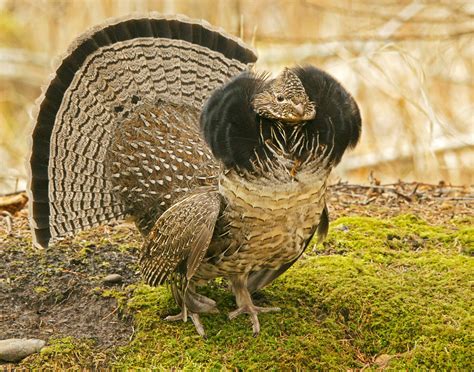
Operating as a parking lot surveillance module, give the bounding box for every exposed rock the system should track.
[0,338,46,362]
[102,273,123,285]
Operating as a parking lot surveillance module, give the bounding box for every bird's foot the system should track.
[228,305,280,336]
[165,311,207,338]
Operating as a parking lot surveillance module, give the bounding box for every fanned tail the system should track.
[28,13,257,248]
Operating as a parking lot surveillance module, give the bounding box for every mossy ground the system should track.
[107,215,473,369]
[4,210,471,370]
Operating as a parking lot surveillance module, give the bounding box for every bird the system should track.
[28,14,361,337]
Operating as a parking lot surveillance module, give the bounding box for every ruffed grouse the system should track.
[28,14,361,337]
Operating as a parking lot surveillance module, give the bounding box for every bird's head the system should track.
[252,68,316,123]
[201,66,361,172]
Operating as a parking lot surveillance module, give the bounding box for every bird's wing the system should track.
[139,189,221,286]
[247,205,329,293]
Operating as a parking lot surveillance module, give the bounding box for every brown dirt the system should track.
[0,212,142,350]
[327,180,473,223]
[0,181,472,354]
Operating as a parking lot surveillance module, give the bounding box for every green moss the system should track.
[20,214,473,369]
[312,214,473,258]
[77,247,93,258]
[27,337,106,369]
[33,286,48,294]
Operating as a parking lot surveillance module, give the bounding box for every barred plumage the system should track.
[28,14,361,337]
[28,13,255,247]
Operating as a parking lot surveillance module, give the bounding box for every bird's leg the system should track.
[228,274,280,336]
[165,282,218,338]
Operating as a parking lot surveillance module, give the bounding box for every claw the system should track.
[190,313,206,338]
[165,310,207,338]
[228,305,280,336]
[164,313,186,322]
[250,313,259,337]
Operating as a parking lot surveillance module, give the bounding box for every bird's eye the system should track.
[276,95,285,102]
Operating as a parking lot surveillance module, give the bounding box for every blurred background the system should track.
[0,0,473,194]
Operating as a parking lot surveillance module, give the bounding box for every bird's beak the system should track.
[294,103,305,116]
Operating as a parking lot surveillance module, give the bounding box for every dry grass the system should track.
[0,0,473,193]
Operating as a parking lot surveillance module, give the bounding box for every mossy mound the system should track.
[21,214,473,370]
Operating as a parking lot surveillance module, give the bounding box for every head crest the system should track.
[252,68,316,123]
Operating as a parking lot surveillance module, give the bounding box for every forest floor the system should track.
[0,181,472,370]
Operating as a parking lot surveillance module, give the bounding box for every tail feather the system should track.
[28,13,257,248]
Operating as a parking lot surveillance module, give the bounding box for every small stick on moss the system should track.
[101,306,119,321]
